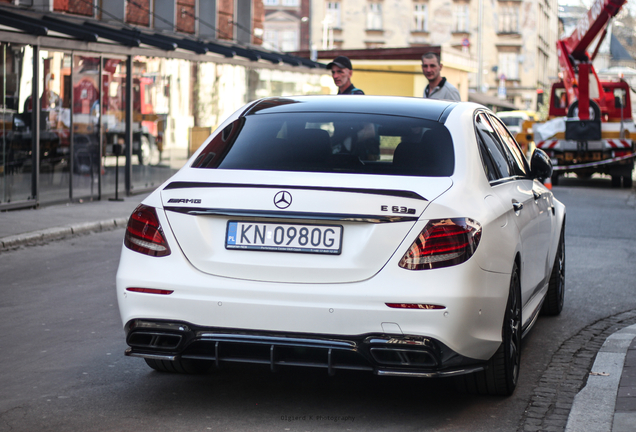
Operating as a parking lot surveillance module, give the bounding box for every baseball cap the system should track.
[326,56,353,70]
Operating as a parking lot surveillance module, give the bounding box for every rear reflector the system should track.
[399,218,481,270]
[126,287,174,295]
[386,303,446,310]
[124,204,171,257]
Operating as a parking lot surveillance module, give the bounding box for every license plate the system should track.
[226,221,342,254]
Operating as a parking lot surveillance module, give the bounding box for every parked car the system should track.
[497,110,537,137]
[116,95,565,396]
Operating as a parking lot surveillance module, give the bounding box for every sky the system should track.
[558,0,636,15]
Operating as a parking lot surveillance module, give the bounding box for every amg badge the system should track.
[167,198,202,204]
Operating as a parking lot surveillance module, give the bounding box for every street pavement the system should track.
[1,195,635,432]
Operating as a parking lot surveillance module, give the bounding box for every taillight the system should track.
[398,218,481,270]
[124,204,171,257]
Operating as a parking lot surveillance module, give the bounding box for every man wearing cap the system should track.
[327,56,365,95]
[421,52,461,101]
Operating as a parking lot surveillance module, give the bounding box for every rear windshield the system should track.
[192,112,454,176]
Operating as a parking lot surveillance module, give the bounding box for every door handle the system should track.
[512,201,524,212]
[533,190,541,201]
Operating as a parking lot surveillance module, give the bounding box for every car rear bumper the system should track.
[124,319,488,377]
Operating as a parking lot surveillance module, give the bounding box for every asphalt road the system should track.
[1,177,635,432]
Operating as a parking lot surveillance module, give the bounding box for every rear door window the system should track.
[475,112,511,180]
[489,114,529,177]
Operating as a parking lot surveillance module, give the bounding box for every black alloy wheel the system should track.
[456,262,521,396]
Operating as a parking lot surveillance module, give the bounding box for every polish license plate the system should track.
[226,221,343,254]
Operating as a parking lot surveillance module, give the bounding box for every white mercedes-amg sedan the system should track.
[116,95,565,396]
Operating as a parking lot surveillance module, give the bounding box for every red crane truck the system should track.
[535,0,635,187]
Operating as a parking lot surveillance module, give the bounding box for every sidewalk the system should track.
[0,195,145,250]
[1,196,635,431]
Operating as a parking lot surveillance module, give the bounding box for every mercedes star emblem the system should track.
[273,191,292,209]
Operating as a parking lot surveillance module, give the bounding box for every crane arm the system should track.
[563,0,626,60]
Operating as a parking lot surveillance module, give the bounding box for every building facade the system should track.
[310,0,560,110]
[262,0,312,52]
[0,0,328,210]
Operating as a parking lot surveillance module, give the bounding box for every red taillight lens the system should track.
[398,218,481,270]
[124,204,171,257]
[126,287,174,295]
[386,303,446,310]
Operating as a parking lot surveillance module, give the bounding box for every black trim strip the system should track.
[164,207,418,223]
[0,14,47,36]
[163,181,428,201]
[439,103,458,123]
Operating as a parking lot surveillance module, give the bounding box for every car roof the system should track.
[242,95,459,122]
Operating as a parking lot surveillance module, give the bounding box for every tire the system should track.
[456,263,521,396]
[551,173,560,186]
[623,175,633,189]
[541,227,565,316]
[567,99,601,120]
[138,136,153,166]
[612,175,621,188]
[144,357,213,374]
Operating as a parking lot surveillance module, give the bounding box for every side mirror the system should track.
[530,148,553,180]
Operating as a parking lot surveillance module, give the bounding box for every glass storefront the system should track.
[130,56,185,193]
[1,44,37,206]
[1,41,328,209]
[72,55,100,200]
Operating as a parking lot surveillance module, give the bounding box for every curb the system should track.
[565,324,636,432]
[0,217,129,252]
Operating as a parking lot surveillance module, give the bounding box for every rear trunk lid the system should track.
[161,171,452,283]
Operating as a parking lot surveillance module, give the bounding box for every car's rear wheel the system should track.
[541,227,565,316]
[144,357,212,374]
[623,175,633,189]
[456,262,521,396]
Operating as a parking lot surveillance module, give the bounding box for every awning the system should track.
[469,92,518,110]
[0,4,321,68]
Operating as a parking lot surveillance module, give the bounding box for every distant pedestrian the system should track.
[327,56,364,95]
[421,52,461,101]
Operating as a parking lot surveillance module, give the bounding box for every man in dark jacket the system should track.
[326,56,364,95]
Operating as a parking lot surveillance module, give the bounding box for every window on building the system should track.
[498,5,520,33]
[282,0,300,6]
[263,28,299,51]
[498,52,519,80]
[367,2,383,30]
[263,29,278,50]
[264,0,279,5]
[454,3,469,32]
[326,1,341,28]
[414,2,428,32]
[281,30,299,51]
